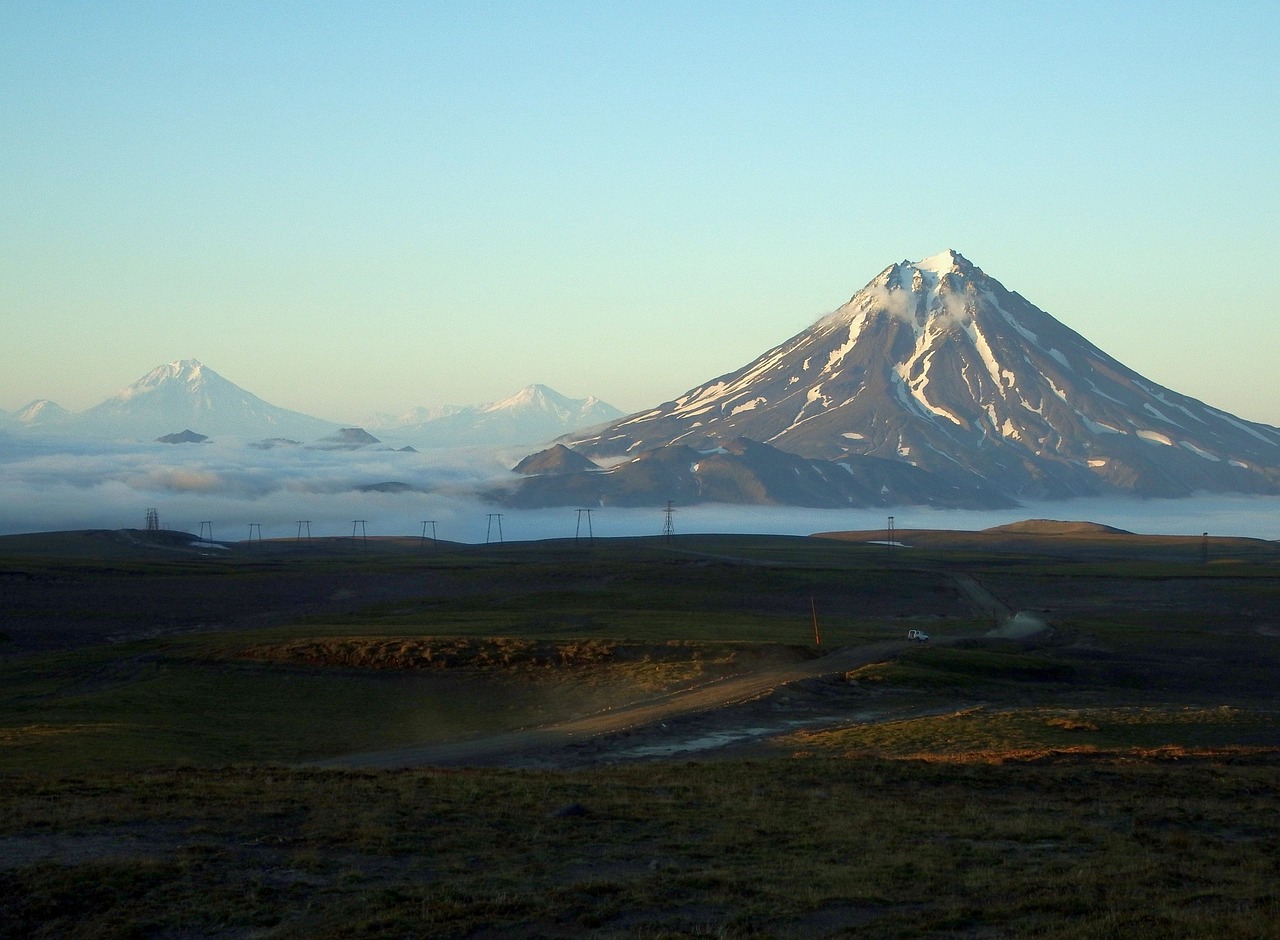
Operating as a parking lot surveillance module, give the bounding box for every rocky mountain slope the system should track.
[550,251,1280,503]
[501,436,1012,509]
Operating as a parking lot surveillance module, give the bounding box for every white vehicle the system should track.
[907,629,930,642]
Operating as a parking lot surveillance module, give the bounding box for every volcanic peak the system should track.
[119,359,208,401]
[913,248,973,275]
[483,383,582,415]
[816,250,995,350]
[868,249,982,295]
[558,247,1280,504]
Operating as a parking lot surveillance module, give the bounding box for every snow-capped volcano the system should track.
[379,383,624,448]
[72,359,339,440]
[13,399,72,428]
[482,383,621,426]
[565,251,1280,499]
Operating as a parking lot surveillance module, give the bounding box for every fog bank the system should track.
[1,434,1276,543]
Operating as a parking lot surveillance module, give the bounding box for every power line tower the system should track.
[486,513,504,544]
[296,520,311,544]
[145,508,159,531]
[662,501,676,541]
[1201,531,1209,565]
[198,521,213,542]
[421,520,437,551]
[575,508,594,546]
[352,520,367,547]
[886,515,895,561]
[247,523,262,545]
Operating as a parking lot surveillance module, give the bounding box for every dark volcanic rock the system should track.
[310,427,381,450]
[357,481,414,493]
[494,437,1012,509]
[513,444,601,475]
[156,429,209,444]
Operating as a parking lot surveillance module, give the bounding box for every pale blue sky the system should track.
[3,1,1278,423]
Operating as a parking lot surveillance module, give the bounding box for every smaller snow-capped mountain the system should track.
[72,360,340,441]
[13,399,73,428]
[382,384,624,448]
[482,383,622,428]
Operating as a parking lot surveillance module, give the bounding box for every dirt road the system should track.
[953,572,1053,639]
[315,640,910,770]
[953,573,1013,625]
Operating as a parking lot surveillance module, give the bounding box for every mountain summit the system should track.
[559,251,1280,501]
[74,359,338,440]
[13,399,72,428]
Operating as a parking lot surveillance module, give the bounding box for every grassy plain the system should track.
[1,525,1278,936]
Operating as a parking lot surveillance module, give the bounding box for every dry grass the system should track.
[237,635,763,692]
[784,703,1280,764]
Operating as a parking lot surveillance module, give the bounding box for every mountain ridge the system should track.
[374,383,625,448]
[8,362,622,450]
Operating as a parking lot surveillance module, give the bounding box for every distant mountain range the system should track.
[369,384,624,448]
[500,250,1280,508]
[4,360,622,449]
[11,251,1280,513]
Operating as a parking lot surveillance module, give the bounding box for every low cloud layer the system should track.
[0,435,515,542]
[2,432,1278,543]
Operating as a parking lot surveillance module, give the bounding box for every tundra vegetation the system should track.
[0,525,1277,937]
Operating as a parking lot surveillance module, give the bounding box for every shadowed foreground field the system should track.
[3,756,1278,938]
[1,525,1278,936]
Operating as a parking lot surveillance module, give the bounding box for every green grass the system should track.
[0,643,728,773]
[1,757,1277,938]
[2,532,1280,935]
[849,645,1076,692]
[2,531,1275,777]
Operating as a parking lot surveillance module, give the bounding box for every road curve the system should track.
[312,640,909,770]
